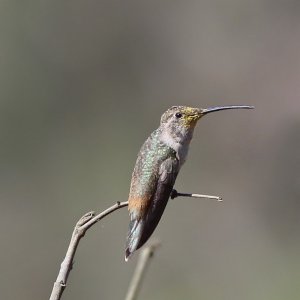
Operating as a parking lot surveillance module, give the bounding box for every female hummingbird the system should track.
[125,105,253,261]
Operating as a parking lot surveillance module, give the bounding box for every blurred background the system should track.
[1,0,300,299]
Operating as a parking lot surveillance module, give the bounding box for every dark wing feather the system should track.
[125,156,179,259]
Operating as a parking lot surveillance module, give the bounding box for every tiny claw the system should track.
[170,189,178,199]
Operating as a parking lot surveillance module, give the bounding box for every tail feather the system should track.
[125,218,144,261]
[125,192,171,261]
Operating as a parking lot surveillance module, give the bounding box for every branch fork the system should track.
[49,189,222,300]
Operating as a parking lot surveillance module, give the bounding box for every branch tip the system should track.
[125,243,160,300]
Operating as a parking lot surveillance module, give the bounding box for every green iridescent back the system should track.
[129,128,177,199]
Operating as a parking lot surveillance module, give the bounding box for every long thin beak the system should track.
[201,105,254,115]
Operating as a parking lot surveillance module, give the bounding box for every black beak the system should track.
[201,105,254,115]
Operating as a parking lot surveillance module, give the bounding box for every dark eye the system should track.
[175,112,182,118]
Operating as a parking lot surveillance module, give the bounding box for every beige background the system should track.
[1,1,299,299]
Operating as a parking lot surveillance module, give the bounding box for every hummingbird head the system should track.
[160,106,201,129]
[160,106,202,145]
[160,105,254,144]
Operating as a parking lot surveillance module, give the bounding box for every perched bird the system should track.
[125,105,253,261]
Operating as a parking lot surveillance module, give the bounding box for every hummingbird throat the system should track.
[159,125,194,164]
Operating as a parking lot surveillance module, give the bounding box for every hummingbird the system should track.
[125,105,254,261]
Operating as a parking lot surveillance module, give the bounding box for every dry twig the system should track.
[49,201,128,300]
[125,242,160,300]
[49,190,221,300]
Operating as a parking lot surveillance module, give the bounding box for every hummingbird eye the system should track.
[175,112,182,118]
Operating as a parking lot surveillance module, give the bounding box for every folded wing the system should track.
[125,156,179,260]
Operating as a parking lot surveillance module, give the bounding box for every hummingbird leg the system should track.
[170,189,178,199]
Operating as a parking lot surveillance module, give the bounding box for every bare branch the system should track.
[49,189,222,300]
[171,189,222,201]
[49,201,128,300]
[125,242,160,300]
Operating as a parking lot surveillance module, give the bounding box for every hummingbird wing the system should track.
[125,155,179,260]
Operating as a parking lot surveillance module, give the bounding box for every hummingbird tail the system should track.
[125,217,144,261]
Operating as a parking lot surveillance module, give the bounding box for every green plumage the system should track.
[129,128,177,199]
